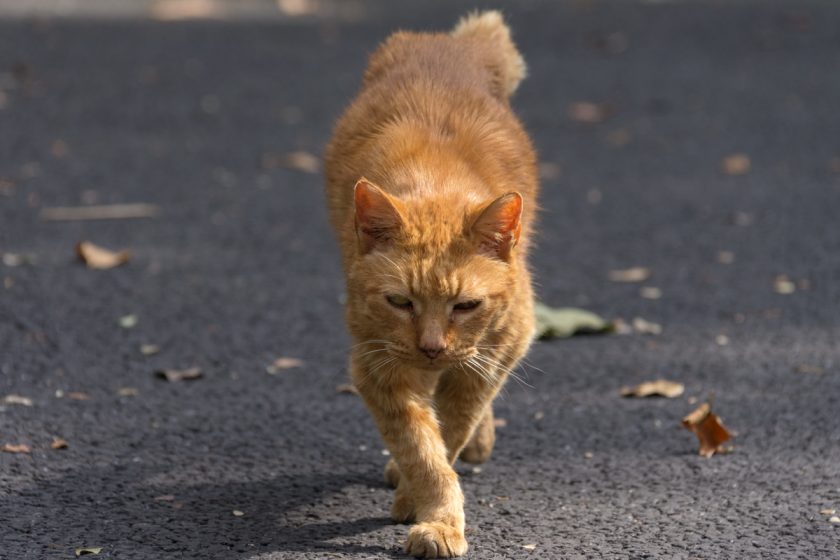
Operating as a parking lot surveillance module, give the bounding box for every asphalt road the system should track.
[1,1,839,558]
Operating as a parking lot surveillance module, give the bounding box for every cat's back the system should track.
[325,12,537,242]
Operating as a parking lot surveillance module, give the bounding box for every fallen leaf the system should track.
[119,314,138,328]
[140,344,160,356]
[606,128,631,147]
[117,387,139,396]
[568,101,612,123]
[40,203,159,221]
[586,188,602,205]
[830,516,840,524]
[67,392,90,401]
[681,403,732,458]
[50,438,68,449]
[819,508,836,515]
[266,357,305,374]
[538,162,562,180]
[795,364,824,375]
[522,543,537,551]
[263,150,320,173]
[533,303,613,340]
[74,548,102,557]
[608,266,650,282]
[155,367,203,382]
[632,317,662,335]
[232,510,245,517]
[493,417,508,428]
[774,275,796,294]
[76,241,130,269]
[721,153,751,175]
[620,379,684,398]
[335,383,359,395]
[731,211,754,226]
[640,286,662,300]
[51,139,69,158]
[2,443,31,453]
[717,250,735,264]
[3,394,33,406]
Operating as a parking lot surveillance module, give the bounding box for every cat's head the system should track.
[347,178,526,371]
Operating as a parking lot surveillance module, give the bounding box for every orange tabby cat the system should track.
[324,11,537,558]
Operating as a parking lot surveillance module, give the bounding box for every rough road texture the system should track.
[1,1,839,558]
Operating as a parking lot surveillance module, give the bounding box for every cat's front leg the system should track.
[351,358,468,558]
[435,365,507,466]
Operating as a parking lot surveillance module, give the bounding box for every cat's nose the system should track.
[420,345,443,360]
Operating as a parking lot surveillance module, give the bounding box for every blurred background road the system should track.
[1,1,839,558]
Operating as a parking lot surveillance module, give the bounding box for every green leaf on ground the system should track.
[534,303,613,340]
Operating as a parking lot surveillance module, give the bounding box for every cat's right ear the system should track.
[354,179,405,254]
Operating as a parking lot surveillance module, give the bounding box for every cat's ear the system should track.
[354,178,405,254]
[471,192,523,261]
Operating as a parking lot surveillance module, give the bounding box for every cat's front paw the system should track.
[405,522,468,558]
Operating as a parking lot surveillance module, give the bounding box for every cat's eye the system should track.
[453,299,482,312]
[386,294,413,310]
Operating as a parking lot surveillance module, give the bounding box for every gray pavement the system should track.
[1,1,839,558]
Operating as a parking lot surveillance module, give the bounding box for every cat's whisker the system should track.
[357,347,392,359]
[473,352,534,389]
[349,339,392,350]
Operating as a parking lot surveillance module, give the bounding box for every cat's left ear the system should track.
[354,178,405,254]
[471,192,523,261]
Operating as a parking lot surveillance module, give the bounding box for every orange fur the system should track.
[324,11,538,558]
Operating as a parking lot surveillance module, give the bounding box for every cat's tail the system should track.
[451,10,527,99]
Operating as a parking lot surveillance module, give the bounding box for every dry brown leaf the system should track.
[568,101,612,123]
[266,357,304,374]
[232,509,245,517]
[717,250,735,264]
[640,286,662,300]
[155,367,203,382]
[819,508,836,515]
[620,379,684,398]
[140,344,160,356]
[606,128,631,147]
[608,267,650,283]
[681,403,732,458]
[493,417,508,428]
[2,443,31,453]
[74,548,103,557]
[3,394,33,406]
[721,153,751,175]
[117,387,139,397]
[335,383,359,395]
[774,275,796,294]
[830,516,840,524]
[632,317,662,335]
[264,150,320,173]
[76,241,130,269]
[41,204,159,221]
[538,162,562,180]
[51,438,68,450]
[522,544,537,551]
[67,392,90,401]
